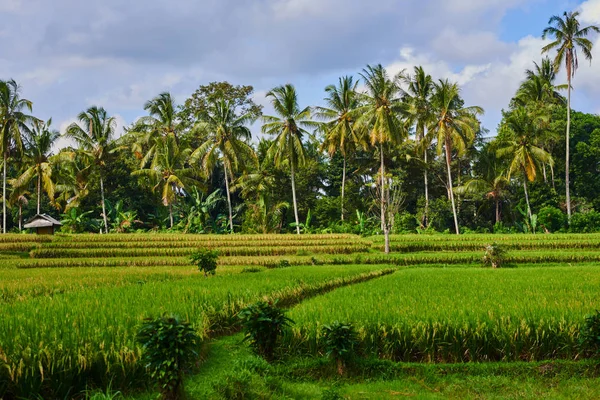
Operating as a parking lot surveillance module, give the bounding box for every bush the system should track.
[393,211,417,234]
[482,243,506,269]
[277,259,291,268]
[241,267,264,273]
[239,301,293,361]
[570,211,600,233]
[581,311,600,356]
[537,206,567,233]
[322,321,358,376]
[189,248,218,276]
[136,315,200,399]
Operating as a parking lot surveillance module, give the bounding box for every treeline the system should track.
[1,12,599,244]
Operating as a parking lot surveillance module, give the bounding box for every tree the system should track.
[190,99,258,233]
[0,79,35,233]
[314,76,362,222]
[354,65,407,253]
[12,119,59,214]
[402,66,435,227]
[428,80,483,234]
[262,84,315,235]
[65,106,118,233]
[497,107,554,223]
[542,11,599,220]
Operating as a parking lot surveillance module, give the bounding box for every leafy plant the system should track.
[482,243,506,268]
[322,321,358,375]
[582,310,600,356]
[136,315,200,399]
[189,248,219,276]
[238,300,293,361]
[277,259,291,268]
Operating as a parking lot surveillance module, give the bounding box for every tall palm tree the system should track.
[51,150,93,212]
[428,80,483,234]
[65,106,118,233]
[497,107,554,222]
[514,58,566,108]
[133,133,196,228]
[402,66,435,227]
[314,76,362,222]
[542,11,599,220]
[12,119,59,214]
[191,99,258,233]
[354,64,407,253]
[0,79,35,233]
[261,84,315,235]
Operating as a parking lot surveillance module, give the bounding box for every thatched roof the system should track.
[23,214,62,229]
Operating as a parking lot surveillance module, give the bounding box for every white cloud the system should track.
[580,0,600,24]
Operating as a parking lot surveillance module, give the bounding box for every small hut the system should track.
[23,214,62,235]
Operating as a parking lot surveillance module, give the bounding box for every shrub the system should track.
[394,211,417,233]
[570,211,600,233]
[189,248,218,276]
[277,259,291,268]
[136,315,200,399]
[322,321,358,375]
[239,301,293,361]
[582,311,600,356]
[537,206,567,233]
[241,267,264,273]
[482,243,506,268]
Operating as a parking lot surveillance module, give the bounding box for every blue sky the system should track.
[0,0,599,148]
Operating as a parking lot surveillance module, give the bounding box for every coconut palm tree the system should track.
[514,58,566,108]
[133,133,196,228]
[353,64,407,253]
[402,66,435,227]
[12,119,59,214]
[64,106,118,233]
[497,107,554,222]
[51,150,93,212]
[314,76,362,222]
[542,11,599,220]
[261,84,315,235]
[428,79,483,234]
[190,99,257,233]
[0,79,35,233]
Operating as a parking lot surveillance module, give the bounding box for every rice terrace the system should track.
[4,0,600,399]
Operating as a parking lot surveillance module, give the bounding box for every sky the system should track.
[1,0,600,148]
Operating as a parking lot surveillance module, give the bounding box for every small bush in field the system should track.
[190,248,218,276]
[322,321,358,375]
[482,243,506,268]
[239,301,293,361]
[582,310,600,356]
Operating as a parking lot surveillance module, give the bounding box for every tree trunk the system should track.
[223,162,234,233]
[37,170,41,214]
[445,138,460,235]
[523,175,533,225]
[495,198,500,225]
[19,204,22,231]
[2,153,6,234]
[550,164,556,190]
[542,163,547,184]
[169,203,173,228]
[100,175,108,234]
[423,147,429,228]
[566,75,572,221]
[380,143,390,253]
[341,156,346,222]
[290,161,300,235]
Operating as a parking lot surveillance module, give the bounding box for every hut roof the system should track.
[23,214,62,229]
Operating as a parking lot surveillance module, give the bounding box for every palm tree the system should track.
[64,106,118,233]
[514,58,566,108]
[12,119,59,214]
[0,79,35,233]
[191,99,257,233]
[51,150,93,212]
[428,80,483,234]
[497,107,554,222]
[133,133,196,228]
[402,66,435,227]
[542,11,599,220]
[314,76,362,222]
[354,64,407,253]
[261,84,315,235]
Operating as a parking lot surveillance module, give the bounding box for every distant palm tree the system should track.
[65,106,118,233]
[314,76,362,222]
[428,79,483,234]
[497,107,554,222]
[13,119,60,214]
[402,66,435,227]
[262,84,315,235]
[542,11,599,219]
[354,64,407,253]
[191,99,257,233]
[0,79,35,233]
[514,58,566,107]
[51,150,93,212]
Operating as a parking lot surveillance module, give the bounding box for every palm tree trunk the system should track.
[495,198,500,225]
[523,177,533,228]
[566,76,572,221]
[99,174,108,234]
[341,156,346,222]
[290,161,300,235]
[550,164,556,190]
[169,203,174,228]
[380,143,390,254]
[2,153,6,234]
[542,163,547,183]
[223,162,234,233]
[19,204,22,231]
[424,148,429,228]
[445,138,460,235]
[37,171,41,214]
